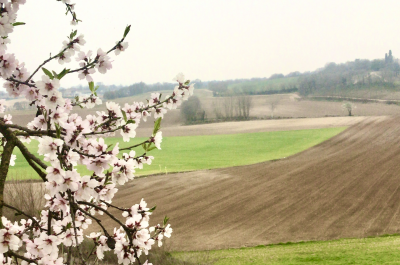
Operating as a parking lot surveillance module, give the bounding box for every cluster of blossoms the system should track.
[0,1,194,264]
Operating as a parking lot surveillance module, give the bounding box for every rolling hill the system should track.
[100,116,400,251]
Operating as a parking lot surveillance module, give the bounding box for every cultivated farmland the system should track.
[94,116,400,253]
[6,89,400,263]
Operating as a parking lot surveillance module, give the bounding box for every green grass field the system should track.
[8,127,346,180]
[172,235,400,264]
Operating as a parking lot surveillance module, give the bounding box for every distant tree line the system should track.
[103,79,209,100]
[207,74,299,97]
[180,93,254,124]
[103,82,176,100]
[13,101,35,110]
[56,50,400,102]
[212,93,253,121]
[298,50,400,96]
[208,82,298,97]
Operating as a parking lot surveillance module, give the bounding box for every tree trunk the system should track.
[0,125,16,228]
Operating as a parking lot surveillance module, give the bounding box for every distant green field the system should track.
[8,127,345,180]
[228,77,298,93]
[172,235,400,264]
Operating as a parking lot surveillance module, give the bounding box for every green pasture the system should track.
[173,235,400,264]
[8,127,346,180]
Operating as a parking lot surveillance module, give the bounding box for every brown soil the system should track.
[203,93,400,119]
[154,116,367,137]
[10,108,367,138]
[100,115,400,251]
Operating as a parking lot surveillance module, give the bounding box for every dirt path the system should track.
[136,116,370,137]
[99,115,400,251]
[309,95,400,104]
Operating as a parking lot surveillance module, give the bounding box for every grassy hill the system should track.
[172,235,400,265]
[7,127,345,180]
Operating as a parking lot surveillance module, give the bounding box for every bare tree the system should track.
[236,95,252,119]
[265,95,282,118]
[212,98,224,119]
[212,94,253,120]
[223,94,235,119]
[342,102,356,116]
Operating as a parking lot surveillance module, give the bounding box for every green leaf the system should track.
[58,68,70,80]
[66,222,72,230]
[121,110,127,122]
[12,22,25,26]
[42,68,53,79]
[153,117,162,135]
[142,143,147,152]
[163,216,169,226]
[55,123,61,139]
[123,25,131,38]
[52,71,58,79]
[104,180,113,186]
[88,81,95,93]
[149,205,157,212]
[69,30,77,39]
[147,146,157,152]
[126,120,135,125]
[184,80,190,86]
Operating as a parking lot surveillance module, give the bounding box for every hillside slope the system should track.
[105,116,400,251]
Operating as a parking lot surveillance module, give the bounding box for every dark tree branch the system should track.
[6,77,36,87]
[77,201,129,231]
[100,200,129,212]
[3,122,61,137]
[3,203,45,231]
[14,138,48,170]
[120,140,150,151]
[6,251,38,264]
[0,123,16,228]
[73,203,110,237]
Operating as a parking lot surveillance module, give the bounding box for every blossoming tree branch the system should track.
[0,0,194,264]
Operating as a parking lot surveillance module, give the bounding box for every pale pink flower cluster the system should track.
[58,34,86,65]
[0,71,193,264]
[0,0,31,99]
[86,199,169,264]
[0,1,194,263]
[115,41,129,56]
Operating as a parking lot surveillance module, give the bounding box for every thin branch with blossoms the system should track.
[0,1,194,264]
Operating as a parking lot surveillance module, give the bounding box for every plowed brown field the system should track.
[99,116,400,251]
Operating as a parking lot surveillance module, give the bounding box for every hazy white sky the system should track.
[6,0,400,88]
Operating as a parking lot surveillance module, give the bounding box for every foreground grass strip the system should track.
[9,127,346,180]
[173,235,400,264]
